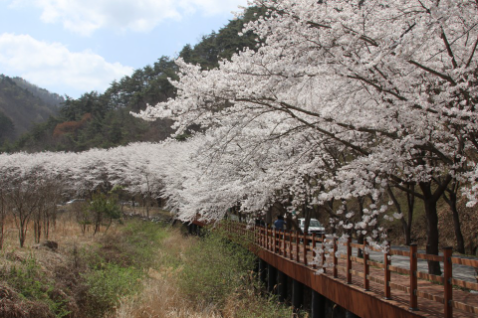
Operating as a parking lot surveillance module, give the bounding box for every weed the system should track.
[0,257,71,318]
[83,262,143,317]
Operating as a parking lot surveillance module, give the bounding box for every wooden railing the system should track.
[223,221,478,318]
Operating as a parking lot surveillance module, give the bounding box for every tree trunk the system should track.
[34,211,42,244]
[399,218,411,245]
[420,182,441,275]
[19,219,27,248]
[451,206,465,254]
[357,197,364,258]
[444,191,465,254]
[388,185,414,246]
[44,216,50,240]
[285,213,300,232]
[94,211,102,235]
[303,201,311,235]
[405,185,415,246]
[34,220,41,244]
[266,207,273,227]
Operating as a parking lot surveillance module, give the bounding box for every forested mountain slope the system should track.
[0,75,62,141]
[11,76,64,107]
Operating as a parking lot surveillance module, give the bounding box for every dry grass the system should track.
[0,208,139,318]
[112,229,297,318]
[112,229,222,318]
[0,207,204,318]
[0,210,294,318]
[0,210,123,276]
[113,276,221,318]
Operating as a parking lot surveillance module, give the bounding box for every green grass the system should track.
[0,257,71,318]
[79,219,169,317]
[179,228,297,317]
[83,262,143,317]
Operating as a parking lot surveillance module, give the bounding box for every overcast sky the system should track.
[0,0,249,98]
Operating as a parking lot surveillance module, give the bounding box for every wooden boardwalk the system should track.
[220,222,478,318]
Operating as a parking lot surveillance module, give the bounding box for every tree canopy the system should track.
[136,0,478,274]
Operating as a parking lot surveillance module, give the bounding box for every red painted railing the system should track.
[221,221,478,318]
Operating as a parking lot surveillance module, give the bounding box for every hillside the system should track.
[0,75,63,140]
[11,76,64,107]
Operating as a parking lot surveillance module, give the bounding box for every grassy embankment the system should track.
[0,208,296,318]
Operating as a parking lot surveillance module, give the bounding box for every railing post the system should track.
[269,228,274,252]
[269,228,272,251]
[282,230,285,256]
[364,240,369,291]
[259,226,264,247]
[259,227,262,246]
[312,233,317,269]
[384,241,391,299]
[311,290,326,318]
[264,227,267,248]
[273,229,276,253]
[259,258,267,285]
[267,263,277,293]
[257,226,260,246]
[289,231,293,260]
[265,228,267,249]
[278,270,288,302]
[304,232,308,266]
[409,244,418,311]
[263,227,266,248]
[259,226,261,246]
[258,227,261,246]
[444,247,453,318]
[254,225,257,245]
[292,279,304,313]
[333,237,338,278]
[346,236,352,284]
[268,229,271,250]
[295,232,300,262]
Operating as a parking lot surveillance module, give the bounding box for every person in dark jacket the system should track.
[274,215,285,230]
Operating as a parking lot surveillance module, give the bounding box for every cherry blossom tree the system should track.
[0,152,66,247]
[137,0,478,274]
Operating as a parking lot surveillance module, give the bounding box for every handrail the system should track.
[215,221,478,318]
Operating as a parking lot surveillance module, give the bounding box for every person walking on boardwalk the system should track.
[274,215,285,230]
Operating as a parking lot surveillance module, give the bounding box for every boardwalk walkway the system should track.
[220,222,478,318]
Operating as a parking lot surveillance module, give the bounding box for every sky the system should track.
[0,0,249,98]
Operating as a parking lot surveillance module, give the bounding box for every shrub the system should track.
[89,192,121,234]
[83,263,142,317]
